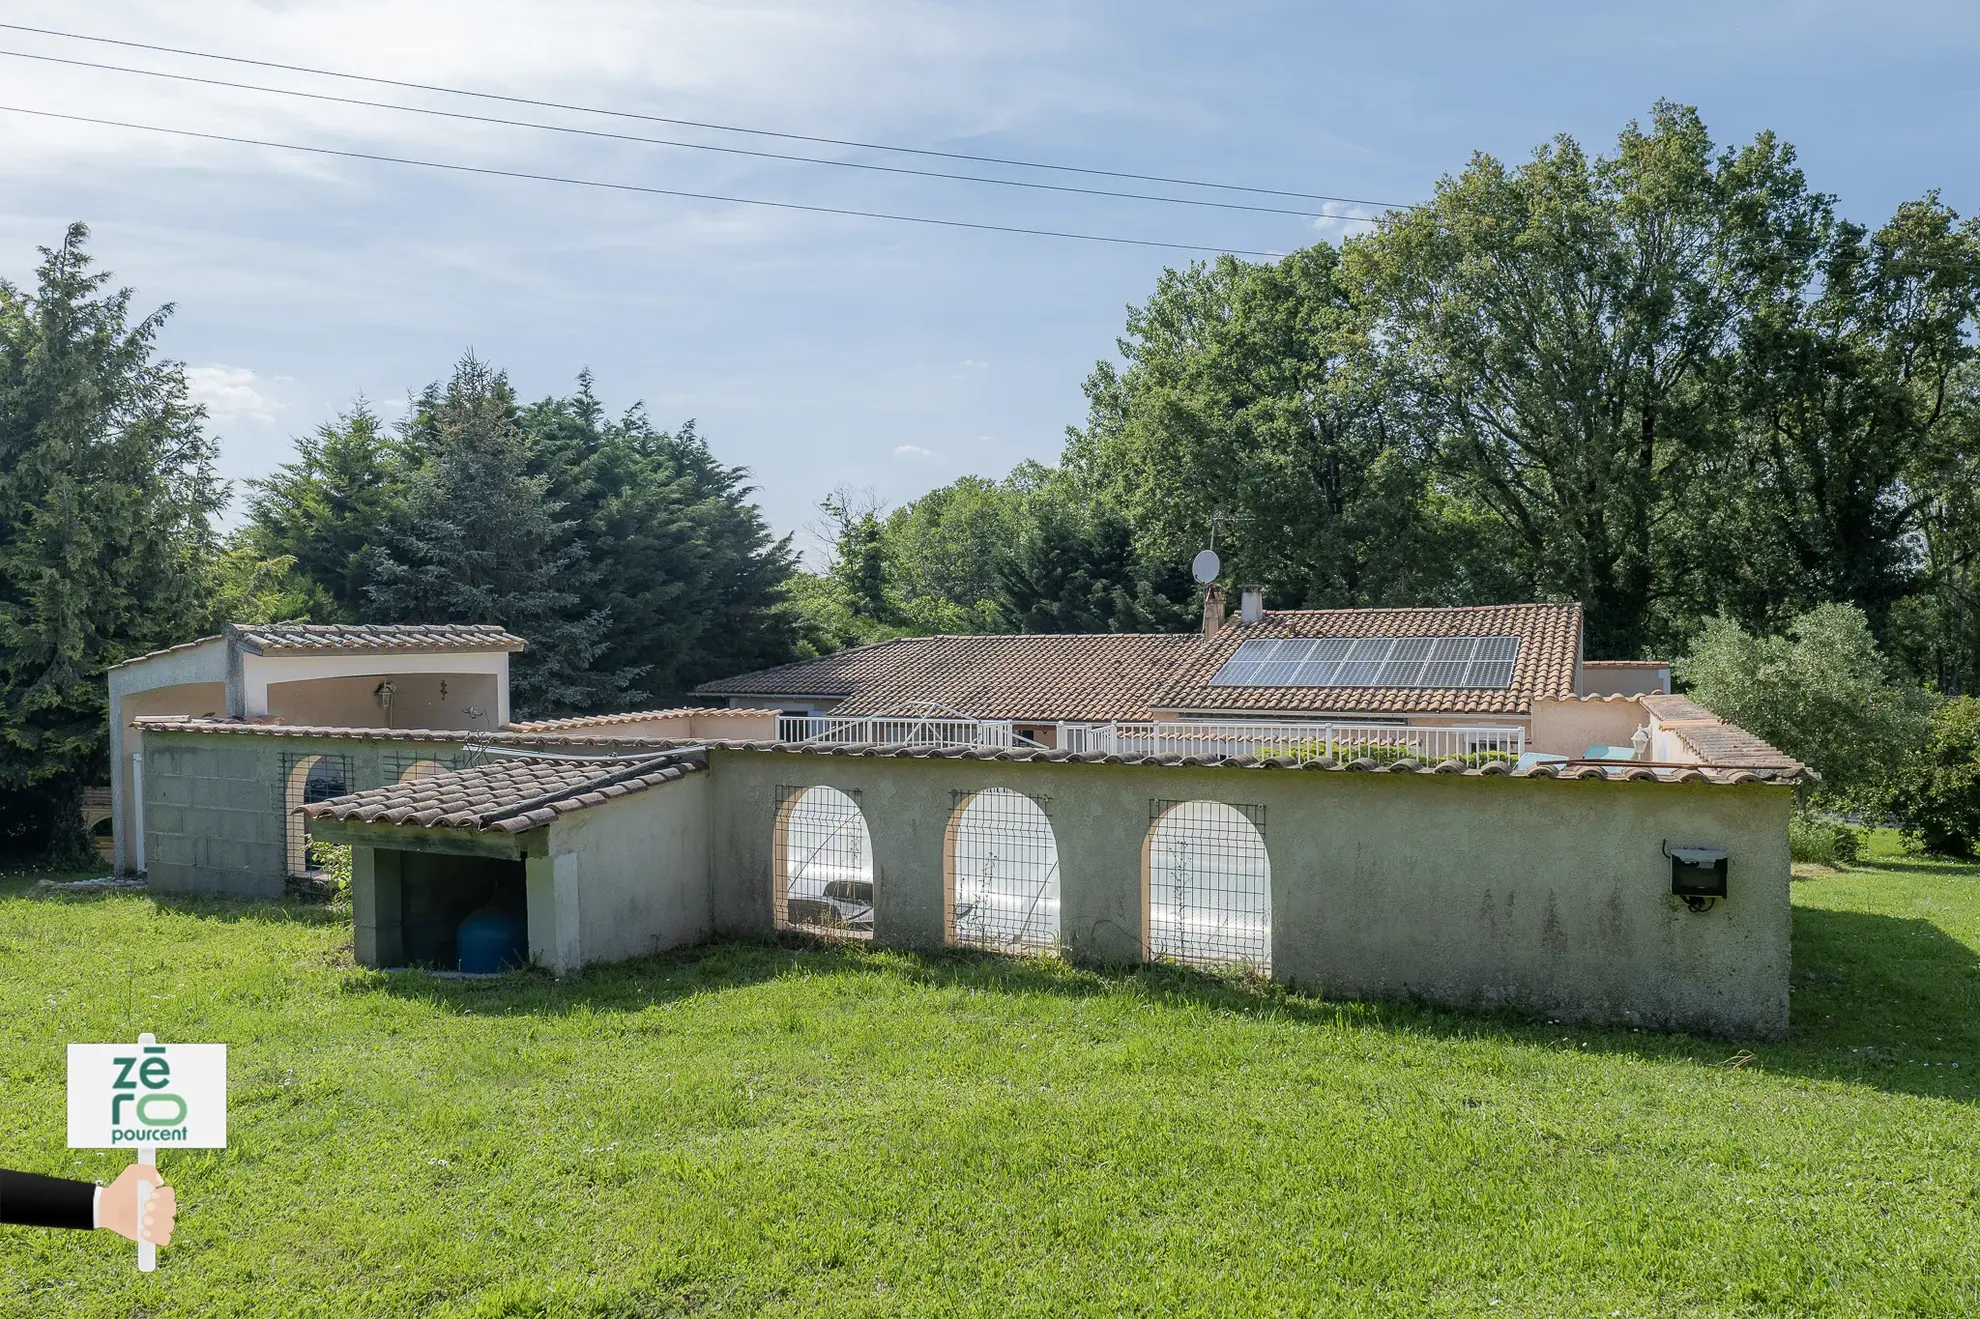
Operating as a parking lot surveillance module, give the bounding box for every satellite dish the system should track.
[1191,548,1221,584]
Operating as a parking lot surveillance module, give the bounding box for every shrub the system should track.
[1676,605,1934,810]
[306,840,354,893]
[1788,812,1864,868]
[1887,696,1980,857]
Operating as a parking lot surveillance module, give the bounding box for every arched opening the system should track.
[773,785,874,939]
[945,788,1060,953]
[284,754,350,876]
[1143,800,1271,974]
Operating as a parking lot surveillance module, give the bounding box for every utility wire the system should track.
[0,104,1290,257]
[0,20,1409,209]
[0,47,1379,223]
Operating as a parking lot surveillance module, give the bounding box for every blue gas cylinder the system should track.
[457,905,526,974]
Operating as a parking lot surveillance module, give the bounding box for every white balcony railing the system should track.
[777,713,1027,748]
[1057,720,1524,764]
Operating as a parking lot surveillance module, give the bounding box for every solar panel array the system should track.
[1208,636,1523,690]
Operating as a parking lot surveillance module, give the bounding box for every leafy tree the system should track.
[1684,196,1980,640]
[790,488,909,650]
[1066,247,1469,610]
[1676,604,1933,807]
[0,224,222,861]
[240,402,405,621]
[363,355,628,717]
[1887,697,1980,855]
[881,473,1024,633]
[521,374,799,699]
[996,496,1193,633]
[1341,102,1830,657]
[200,542,323,629]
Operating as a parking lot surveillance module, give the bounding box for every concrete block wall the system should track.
[139,730,475,896]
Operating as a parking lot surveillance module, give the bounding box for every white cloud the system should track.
[185,364,278,421]
[893,443,936,458]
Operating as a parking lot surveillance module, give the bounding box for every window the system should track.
[1208,635,1522,690]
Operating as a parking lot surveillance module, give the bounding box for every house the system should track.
[693,596,1676,758]
[111,603,1805,1039]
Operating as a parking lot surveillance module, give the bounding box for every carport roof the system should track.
[303,750,703,833]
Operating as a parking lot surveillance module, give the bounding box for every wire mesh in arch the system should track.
[948,788,1060,954]
[773,785,874,940]
[1145,800,1271,974]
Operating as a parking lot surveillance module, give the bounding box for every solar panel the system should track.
[1208,635,1524,690]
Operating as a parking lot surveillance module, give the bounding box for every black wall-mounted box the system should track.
[1668,844,1729,898]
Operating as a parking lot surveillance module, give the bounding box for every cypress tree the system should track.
[364,354,629,717]
[0,224,222,862]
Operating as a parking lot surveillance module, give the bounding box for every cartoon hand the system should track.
[98,1164,176,1246]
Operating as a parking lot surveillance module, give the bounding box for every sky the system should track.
[2,1,1976,561]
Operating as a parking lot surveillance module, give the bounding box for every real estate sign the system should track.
[67,1041,227,1149]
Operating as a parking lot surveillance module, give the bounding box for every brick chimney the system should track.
[1201,583,1226,636]
[1239,585,1264,624]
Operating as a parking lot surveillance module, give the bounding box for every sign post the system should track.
[67,1033,226,1271]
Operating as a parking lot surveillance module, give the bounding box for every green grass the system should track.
[1,839,1977,1318]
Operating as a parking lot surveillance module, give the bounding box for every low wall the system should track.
[142,728,1793,1039]
[707,749,1791,1039]
[139,728,477,896]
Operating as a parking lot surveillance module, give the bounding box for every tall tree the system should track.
[1680,197,1980,639]
[523,373,800,699]
[240,402,405,621]
[996,496,1194,633]
[364,355,628,717]
[0,224,222,861]
[1341,101,1830,657]
[1066,247,1465,608]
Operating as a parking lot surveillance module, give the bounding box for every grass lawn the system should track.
[1,836,1976,1318]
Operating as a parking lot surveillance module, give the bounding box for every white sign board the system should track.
[67,1042,228,1150]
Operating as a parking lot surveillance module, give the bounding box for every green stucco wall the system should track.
[705,749,1793,1039]
[142,729,1793,1039]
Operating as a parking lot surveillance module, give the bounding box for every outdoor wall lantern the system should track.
[1665,842,1728,912]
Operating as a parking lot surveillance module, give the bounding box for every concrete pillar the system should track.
[864,767,954,953]
[527,852,582,972]
[352,846,403,968]
[1051,771,1150,967]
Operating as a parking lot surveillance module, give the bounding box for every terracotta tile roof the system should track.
[109,635,225,669]
[132,715,689,753]
[304,751,704,833]
[696,633,1200,723]
[229,623,526,655]
[1641,694,1807,774]
[1149,604,1583,718]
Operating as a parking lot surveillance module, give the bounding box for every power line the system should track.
[0,104,1291,258]
[0,47,1380,224]
[0,20,1411,210]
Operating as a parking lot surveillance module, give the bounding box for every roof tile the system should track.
[303,751,704,832]
[230,622,525,655]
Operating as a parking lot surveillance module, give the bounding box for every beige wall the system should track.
[116,683,227,873]
[528,710,777,741]
[264,672,500,731]
[1530,697,1648,758]
[704,749,1791,1039]
[1584,663,1671,697]
[535,773,712,970]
